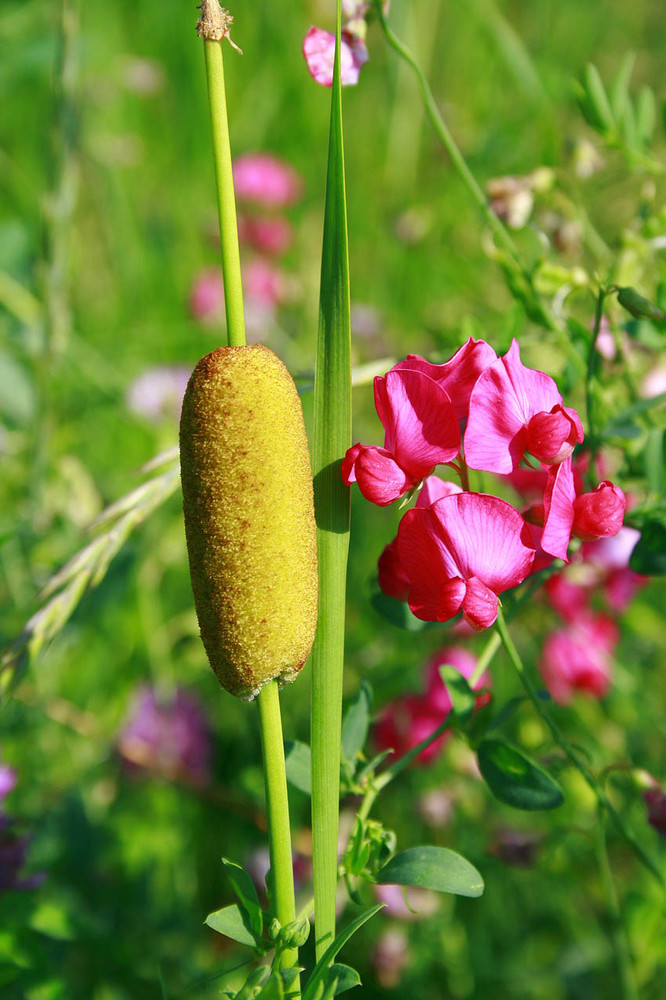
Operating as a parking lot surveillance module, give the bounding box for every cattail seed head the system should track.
[180,345,318,700]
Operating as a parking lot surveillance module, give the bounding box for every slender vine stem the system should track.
[257,682,299,982]
[374,1,586,375]
[495,605,664,887]
[595,805,639,1000]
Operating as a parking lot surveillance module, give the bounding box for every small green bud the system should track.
[616,286,665,323]
[180,345,318,700]
[275,916,310,950]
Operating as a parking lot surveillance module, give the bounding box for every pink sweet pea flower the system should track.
[390,338,498,422]
[342,371,460,506]
[464,340,583,473]
[539,614,617,703]
[377,478,462,600]
[232,153,302,208]
[396,493,535,629]
[237,214,293,256]
[303,26,368,87]
[544,572,591,623]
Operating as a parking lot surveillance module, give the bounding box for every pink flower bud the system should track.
[525,404,583,464]
[572,481,626,540]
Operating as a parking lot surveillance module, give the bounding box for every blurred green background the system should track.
[1,0,665,997]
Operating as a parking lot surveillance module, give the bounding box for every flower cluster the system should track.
[374,647,488,765]
[303,1,372,88]
[344,338,626,630]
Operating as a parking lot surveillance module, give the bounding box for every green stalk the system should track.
[310,0,352,961]
[198,4,299,982]
[495,605,664,887]
[257,681,299,980]
[200,2,246,347]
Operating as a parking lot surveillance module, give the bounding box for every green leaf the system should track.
[583,63,616,133]
[438,665,476,724]
[322,965,361,997]
[221,858,264,939]
[341,681,372,768]
[617,287,666,323]
[477,738,564,811]
[284,740,312,795]
[636,85,657,146]
[205,903,261,949]
[610,51,636,126]
[629,521,666,575]
[376,846,484,898]
[302,906,384,1000]
[370,590,432,631]
[235,968,271,999]
[255,967,302,1000]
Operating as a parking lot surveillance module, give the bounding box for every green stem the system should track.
[595,805,639,1000]
[257,681,299,982]
[310,1,352,960]
[375,2,585,375]
[585,286,607,466]
[202,36,246,347]
[495,606,664,887]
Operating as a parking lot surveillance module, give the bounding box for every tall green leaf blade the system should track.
[477,738,564,810]
[303,906,384,1000]
[310,0,352,962]
[376,846,484,898]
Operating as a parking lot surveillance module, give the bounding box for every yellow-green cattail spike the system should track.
[180,345,318,700]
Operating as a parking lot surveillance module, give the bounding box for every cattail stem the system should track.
[200,9,245,347]
[257,681,300,984]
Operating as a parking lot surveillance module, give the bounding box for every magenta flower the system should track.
[238,214,293,257]
[390,337,497,422]
[397,493,535,629]
[536,462,626,560]
[342,371,460,506]
[539,614,617,703]
[189,268,226,325]
[232,153,302,208]
[424,646,486,714]
[374,695,451,765]
[118,686,212,787]
[464,340,583,473]
[303,26,368,88]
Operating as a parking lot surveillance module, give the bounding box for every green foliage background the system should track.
[0,0,665,997]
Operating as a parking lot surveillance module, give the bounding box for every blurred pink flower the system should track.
[374,695,450,765]
[544,573,591,623]
[233,153,302,208]
[189,267,226,325]
[374,883,439,920]
[397,493,535,629]
[303,26,368,88]
[238,213,293,256]
[125,365,190,422]
[242,257,287,311]
[539,615,617,703]
[371,928,410,988]
[118,686,212,787]
[644,788,666,837]
[0,764,17,802]
[425,646,487,714]
[595,316,616,361]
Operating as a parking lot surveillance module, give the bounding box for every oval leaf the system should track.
[376,846,484,898]
[341,681,372,767]
[205,903,259,948]
[477,738,564,811]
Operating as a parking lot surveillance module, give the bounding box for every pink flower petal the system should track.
[374,369,460,481]
[353,445,413,506]
[540,458,576,560]
[303,26,366,88]
[525,404,584,464]
[391,338,498,421]
[465,340,563,473]
[415,475,463,508]
[377,538,411,602]
[427,493,535,594]
[462,577,499,630]
[232,153,302,208]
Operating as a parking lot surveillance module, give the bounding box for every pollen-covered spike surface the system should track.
[180,345,318,700]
